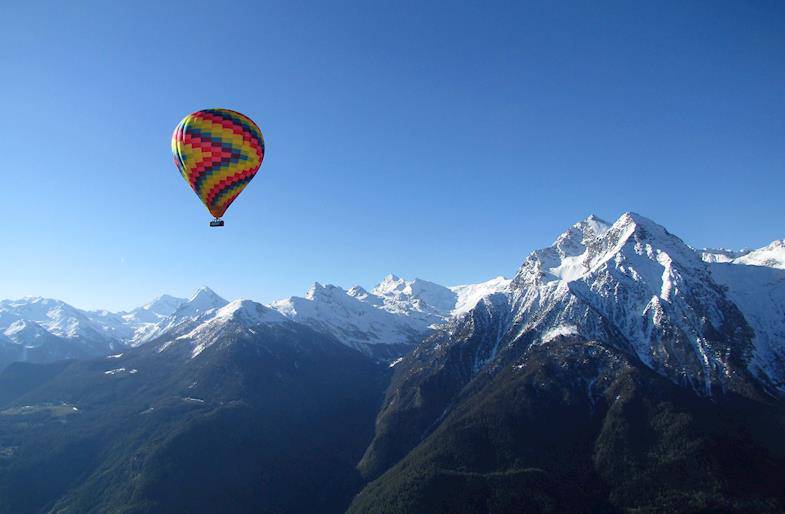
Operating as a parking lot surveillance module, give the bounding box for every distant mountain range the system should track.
[0,212,783,513]
[0,272,511,367]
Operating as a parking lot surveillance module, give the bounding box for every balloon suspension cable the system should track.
[210,218,224,227]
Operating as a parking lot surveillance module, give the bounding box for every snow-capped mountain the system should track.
[370,275,456,319]
[269,275,510,358]
[0,289,219,368]
[0,318,97,363]
[356,213,785,489]
[168,299,288,358]
[504,212,768,394]
[709,262,785,390]
[3,319,55,344]
[271,282,427,358]
[734,239,785,269]
[0,297,120,355]
[123,294,187,324]
[366,274,512,319]
[699,239,785,269]
[428,213,785,394]
[698,248,750,263]
[450,276,512,317]
[0,299,388,514]
[377,212,785,424]
[132,286,228,345]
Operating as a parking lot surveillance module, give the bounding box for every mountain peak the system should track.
[171,287,228,319]
[305,282,345,301]
[614,212,685,242]
[346,285,377,304]
[518,212,701,287]
[373,275,405,295]
[609,212,701,268]
[551,214,611,256]
[304,282,323,300]
[503,211,784,398]
[581,214,611,235]
[371,275,456,315]
[734,238,785,269]
[214,299,286,325]
[190,286,221,301]
[347,285,369,297]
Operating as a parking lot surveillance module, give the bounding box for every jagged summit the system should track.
[372,276,456,316]
[305,282,346,301]
[214,299,286,324]
[486,212,785,396]
[578,212,611,234]
[176,287,228,316]
[188,286,225,303]
[346,285,375,302]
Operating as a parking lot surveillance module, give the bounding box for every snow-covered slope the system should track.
[698,248,750,264]
[83,294,188,344]
[0,297,119,355]
[0,287,225,366]
[131,287,228,345]
[368,274,512,319]
[734,239,785,269]
[124,294,187,324]
[370,275,456,320]
[450,276,511,317]
[171,299,288,358]
[3,319,57,344]
[709,262,785,390]
[173,287,228,319]
[270,275,512,357]
[698,239,785,270]
[272,283,426,356]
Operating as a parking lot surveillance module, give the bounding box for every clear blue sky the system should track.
[2,1,783,311]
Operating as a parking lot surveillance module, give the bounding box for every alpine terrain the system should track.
[0,213,783,513]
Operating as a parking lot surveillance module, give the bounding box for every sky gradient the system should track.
[2,0,784,311]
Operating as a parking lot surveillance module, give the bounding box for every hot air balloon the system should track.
[171,109,265,226]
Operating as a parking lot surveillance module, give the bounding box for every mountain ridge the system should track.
[0,212,781,373]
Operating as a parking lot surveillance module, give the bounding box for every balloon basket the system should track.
[210,219,225,227]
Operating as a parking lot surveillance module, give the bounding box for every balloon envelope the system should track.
[171,109,265,219]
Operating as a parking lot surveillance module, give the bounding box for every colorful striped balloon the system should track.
[171,109,265,221]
